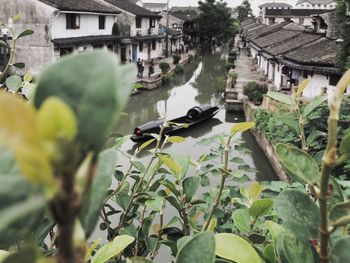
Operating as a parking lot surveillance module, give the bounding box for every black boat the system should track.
[130,104,222,142]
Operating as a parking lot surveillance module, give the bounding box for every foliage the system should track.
[225,62,235,71]
[243,81,268,105]
[236,0,253,22]
[227,55,236,64]
[229,72,238,83]
[159,62,170,74]
[197,0,235,49]
[161,72,172,84]
[172,54,181,65]
[213,76,225,92]
[174,64,184,74]
[228,50,237,58]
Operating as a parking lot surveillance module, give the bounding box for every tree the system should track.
[236,0,253,22]
[197,0,235,50]
[336,0,350,70]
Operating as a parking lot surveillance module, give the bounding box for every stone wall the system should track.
[243,99,289,181]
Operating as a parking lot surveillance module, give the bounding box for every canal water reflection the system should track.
[114,52,277,181]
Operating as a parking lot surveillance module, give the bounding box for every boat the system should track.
[130,104,222,142]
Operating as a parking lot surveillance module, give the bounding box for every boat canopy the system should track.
[186,104,212,118]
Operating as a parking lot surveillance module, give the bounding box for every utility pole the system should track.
[165,0,169,57]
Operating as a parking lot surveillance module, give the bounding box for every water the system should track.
[113,52,277,181]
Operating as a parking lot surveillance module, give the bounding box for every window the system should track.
[107,44,114,52]
[66,14,80,29]
[307,4,310,7]
[149,18,155,28]
[324,4,327,7]
[152,40,156,50]
[318,4,321,7]
[139,41,143,52]
[136,17,142,28]
[93,44,104,49]
[299,18,304,24]
[60,47,73,56]
[329,74,341,86]
[330,4,333,8]
[312,4,315,7]
[99,15,106,30]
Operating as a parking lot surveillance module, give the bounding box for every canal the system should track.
[114,51,277,181]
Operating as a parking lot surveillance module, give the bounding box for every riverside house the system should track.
[104,0,164,62]
[0,0,121,73]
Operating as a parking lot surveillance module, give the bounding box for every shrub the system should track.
[159,62,170,74]
[228,51,237,58]
[243,81,268,105]
[174,64,184,74]
[229,72,238,83]
[214,76,226,92]
[172,54,181,65]
[227,56,236,64]
[225,62,235,71]
[161,72,172,84]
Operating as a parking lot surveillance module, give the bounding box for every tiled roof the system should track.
[283,37,337,66]
[103,0,161,17]
[252,29,304,48]
[265,8,329,17]
[258,2,292,8]
[52,35,121,46]
[170,12,196,22]
[39,0,121,14]
[263,32,323,56]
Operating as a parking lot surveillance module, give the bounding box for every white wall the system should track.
[273,63,283,90]
[303,74,333,98]
[52,13,117,39]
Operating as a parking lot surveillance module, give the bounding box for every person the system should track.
[140,59,145,78]
[181,44,184,54]
[136,58,141,77]
[148,59,154,78]
[185,45,188,53]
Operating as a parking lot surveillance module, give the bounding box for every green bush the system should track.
[214,76,226,92]
[159,61,170,74]
[227,55,236,64]
[243,81,268,105]
[229,72,238,83]
[228,51,237,57]
[161,72,172,84]
[225,62,235,71]
[172,54,181,64]
[174,64,184,74]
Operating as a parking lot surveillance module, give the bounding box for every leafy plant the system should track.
[225,62,235,71]
[174,64,184,74]
[159,62,170,74]
[172,54,181,65]
[243,81,268,105]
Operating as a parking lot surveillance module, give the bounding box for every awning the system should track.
[52,35,122,47]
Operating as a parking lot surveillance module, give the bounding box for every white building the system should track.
[104,0,165,62]
[295,0,336,9]
[258,2,292,18]
[0,0,121,73]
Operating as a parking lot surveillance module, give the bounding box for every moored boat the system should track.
[130,104,222,142]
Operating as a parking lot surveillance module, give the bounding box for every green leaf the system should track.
[263,243,275,263]
[215,233,261,263]
[340,130,350,156]
[232,208,250,233]
[275,189,319,240]
[177,236,192,251]
[16,30,34,39]
[159,155,181,177]
[277,232,314,263]
[231,122,255,134]
[33,51,135,154]
[249,199,273,219]
[132,161,145,173]
[265,91,291,105]
[296,79,310,97]
[145,197,163,212]
[328,176,345,207]
[265,220,285,244]
[168,136,186,143]
[0,40,9,48]
[275,116,299,135]
[12,63,25,69]
[0,250,9,262]
[160,179,181,196]
[175,232,215,263]
[138,138,156,152]
[329,236,350,263]
[302,96,327,118]
[329,200,350,222]
[5,76,22,91]
[182,176,201,202]
[126,257,154,263]
[91,235,134,263]
[276,143,320,185]
[3,246,36,263]
[0,196,46,232]
[80,149,115,237]
[248,182,262,201]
